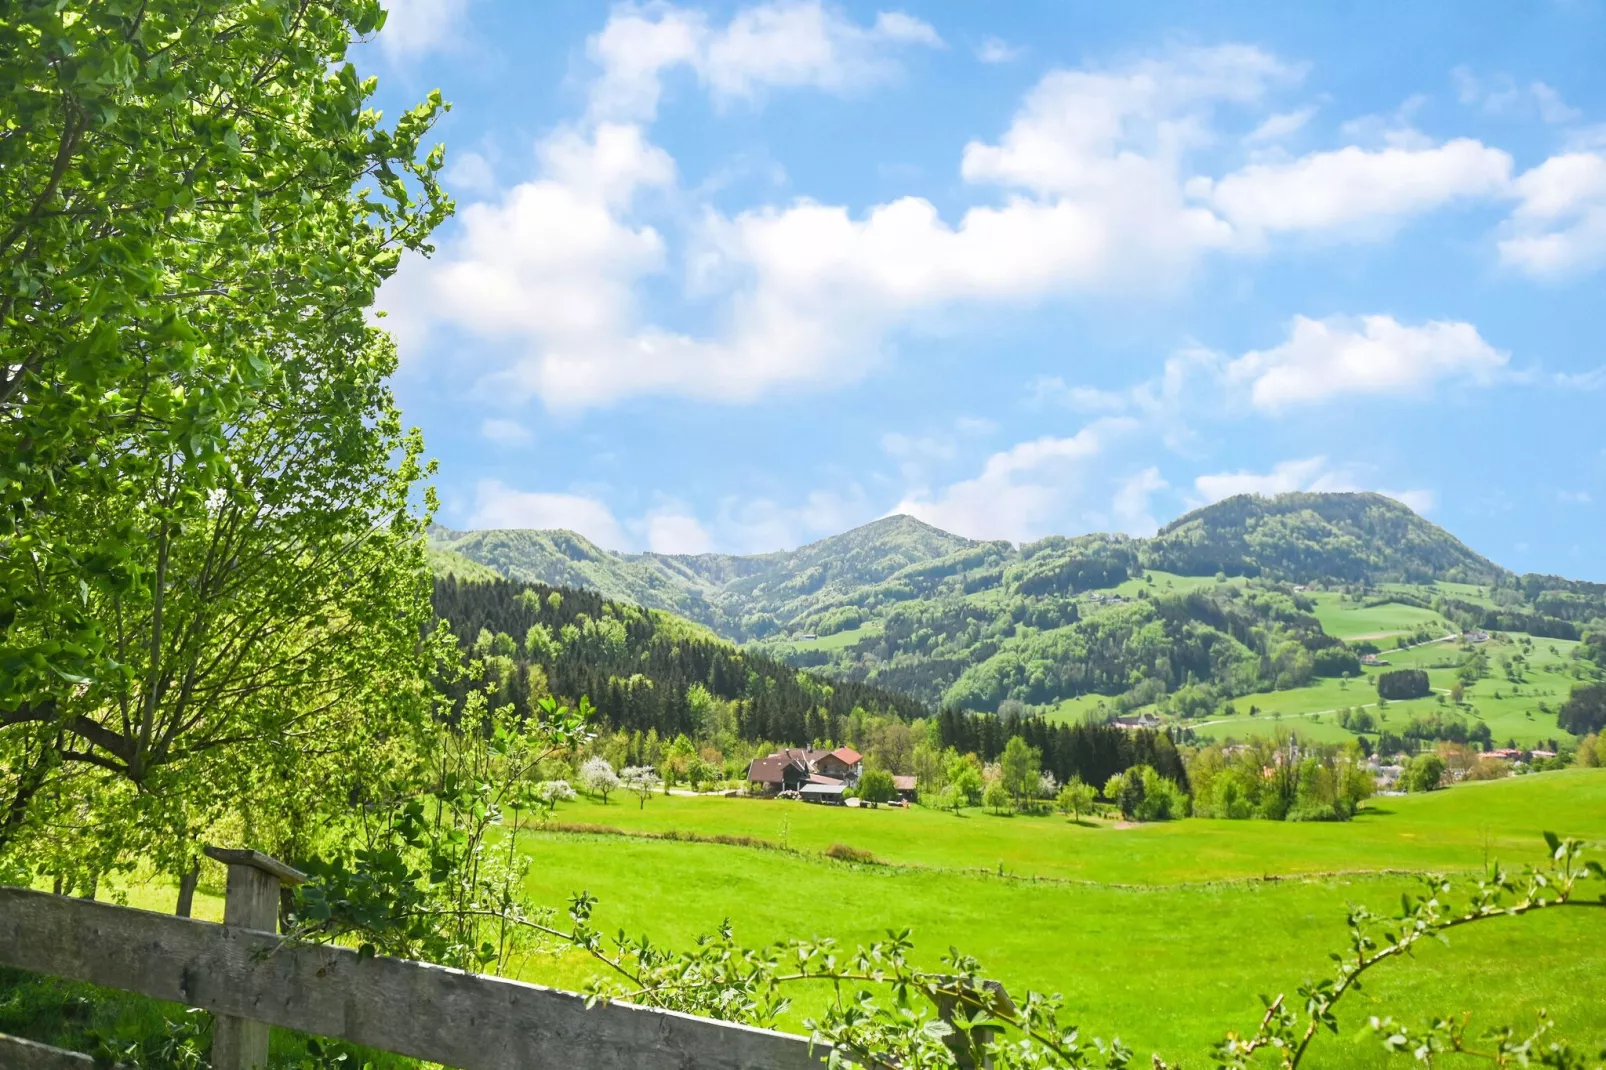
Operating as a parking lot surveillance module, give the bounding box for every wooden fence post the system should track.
[202,846,306,1070]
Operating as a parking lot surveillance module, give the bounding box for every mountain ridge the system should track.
[431,493,1604,713]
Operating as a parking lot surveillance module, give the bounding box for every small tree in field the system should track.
[984,781,1011,815]
[858,768,896,807]
[579,756,620,804]
[621,766,662,809]
[1057,778,1096,822]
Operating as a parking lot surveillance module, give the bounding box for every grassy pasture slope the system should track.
[1190,632,1582,747]
[1306,593,1453,640]
[515,771,1606,1065]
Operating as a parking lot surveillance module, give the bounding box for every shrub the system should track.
[822,843,883,865]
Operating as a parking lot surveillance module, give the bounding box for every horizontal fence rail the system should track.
[0,1031,102,1069]
[0,886,826,1070]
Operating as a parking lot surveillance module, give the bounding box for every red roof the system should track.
[892,775,917,791]
[808,773,844,786]
[829,747,862,765]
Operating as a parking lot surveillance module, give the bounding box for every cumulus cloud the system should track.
[891,419,1135,542]
[443,150,498,196]
[588,1,941,120]
[467,480,628,548]
[1196,139,1512,237]
[1227,314,1508,411]
[1453,67,1581,125]
[1498,152,1606,278]
[644,509,716,554]
[378,0,470,60]
[1244,107,1315,144]
[1112,467,1168,536]
[1192,457,1433,513]
[389,25,1564,415]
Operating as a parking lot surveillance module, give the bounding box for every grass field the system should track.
[1306,593,1454,640]
[61,773,1606,1066]
[510,771,1606,1065]
[1185,631,1584,748]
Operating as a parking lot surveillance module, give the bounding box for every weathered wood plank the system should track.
[211,858,285,1070]
[0,887,826,1070]
[0,1032,97,1070]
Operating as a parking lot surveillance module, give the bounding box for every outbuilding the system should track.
[800,783,847,805]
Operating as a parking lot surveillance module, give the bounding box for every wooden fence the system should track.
[0,848,827,1070]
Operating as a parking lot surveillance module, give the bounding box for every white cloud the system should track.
[444,150,498,196]
[891,418,1134,541]
[644,510,715,553]
[1555,365,1606,390]
[1453,67,1582,125]
[1227,315,1508,411]
[975,36,1021,64]
[1244,107,1315,144]
[1193,456,1331,502]
[467,480,628,548]
[378,0,470,60]
[713,488,873,552]
[480,418,532,446]
[1498,152,1606,278]
[588,1,941,121]
[1558,490,1593,505]
[1112,467,1167,536]
[1197,139,1513,237]
[400,123,675,403]
[392,30,1556,415]
[1032,378,1132,412]
[1192,457,1433,513]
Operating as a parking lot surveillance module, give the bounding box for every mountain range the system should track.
[430,493,1604,713]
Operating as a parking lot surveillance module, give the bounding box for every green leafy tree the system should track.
[857,768,896,807]
[999,735,1041,809]
[1055,778,1096,822]
[0,1,450,733]
[1404,753,1448,792]
[983,781,1011,815]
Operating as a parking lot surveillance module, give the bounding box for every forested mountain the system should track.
[431,575,927,746]
[1145,493,1503,584]
[430,514,978,637]
[432,494,1606,716]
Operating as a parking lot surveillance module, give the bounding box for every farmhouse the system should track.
[748,746,862,792]
[1462,630,1490,644]
[892,775,918,803]
[1112,713,1161,730]
[1360,653,1389,666]
[744,756,811,795]
[813,746,863,785]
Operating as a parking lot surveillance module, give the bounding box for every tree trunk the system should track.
[78,873,97,900]
[175,861,200,917]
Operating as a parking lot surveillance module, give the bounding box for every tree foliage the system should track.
[0,0,450,884]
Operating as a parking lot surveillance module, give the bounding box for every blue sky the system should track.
[362,0,1606,578]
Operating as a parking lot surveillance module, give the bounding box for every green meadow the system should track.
[509,771,1606,1066]
[1189,632,1583,747]
[1305,592,1453,640]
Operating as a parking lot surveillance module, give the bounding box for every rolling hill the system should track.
[431,494,1606,725]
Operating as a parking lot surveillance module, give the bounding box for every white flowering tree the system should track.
[579,756,621,804]
[621,766,663,809]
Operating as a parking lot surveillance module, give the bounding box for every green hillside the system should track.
[432,494,1606,743]
[1144,491,1503,583]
